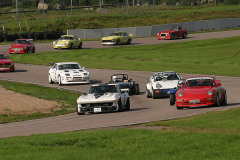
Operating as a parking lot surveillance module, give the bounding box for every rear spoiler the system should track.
[49,63,55,66]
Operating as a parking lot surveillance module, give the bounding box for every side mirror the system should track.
[82,67,85,70]
[129,34,133,37]
[83,93,87,95]
[216,80,222,86]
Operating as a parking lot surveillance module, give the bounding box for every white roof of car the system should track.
[56,62,79,65]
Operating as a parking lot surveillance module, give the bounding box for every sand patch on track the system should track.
[0,86,61,114]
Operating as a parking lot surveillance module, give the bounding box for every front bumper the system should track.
[157,35,171,40]
[9,48,27,54]
[61,76,90,84]
[176,97,216,108]
[53,44,71,49]
[78,102,117,113]
[0,65,14,72]
[153,89,170,97]
[101,40,117,45]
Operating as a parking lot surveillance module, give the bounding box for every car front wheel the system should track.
[170,94,175,105]
[49,74,53,84]
[58,76,63,85]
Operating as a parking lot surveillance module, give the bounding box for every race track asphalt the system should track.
[0,30,240,138]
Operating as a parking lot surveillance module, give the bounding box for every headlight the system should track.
[10,63,14,65]
[156,83,162,89]
[83,73,88,76]
[207,90,213,95]
[178,92,183,97]
[23,46,27,49]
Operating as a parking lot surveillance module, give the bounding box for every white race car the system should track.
[77,83,130,115]
[146,71,182,99]
[48,62,90,85]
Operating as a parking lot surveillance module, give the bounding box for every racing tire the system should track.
[152,92,158,99]
[176,106,183,110]
[58,76,63,85]
[126,98,130,111]
[146,89,152,98]
[48,74,54,84]
[170,34,175,40]
[214,94,221,107]
[182,32,187,39]
[170,94,175,105]
[78,42,82,49]
[70,43,74,49]
[116,39,120,45]
[222,92,227,105]
[135,84,140,95]
[27,49,31,53]
[10,65,15,72]
[76,105,85,115]
[127,38,131,45]
[118,100,123,112]
[32,48,36,53]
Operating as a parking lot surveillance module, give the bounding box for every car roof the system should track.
[186,76,214,81]
[16,39,33,41]
[55,62,80,65]
[155,71,177,75]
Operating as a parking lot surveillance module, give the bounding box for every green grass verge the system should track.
[11,36,240,77]
[1,108,240,159]
[0,81,80,123]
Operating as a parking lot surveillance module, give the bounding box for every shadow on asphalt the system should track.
[14,70,28,72]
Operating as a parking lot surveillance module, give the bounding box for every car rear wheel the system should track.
[10,65,15,72]
[135,84,140,95]
[170,94,175,105]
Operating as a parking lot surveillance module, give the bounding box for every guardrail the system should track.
[68,17,240,39]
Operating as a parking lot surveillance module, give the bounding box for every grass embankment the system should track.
[1,4,240,33]
[1,108,240,159]
[11,36,240,77]
[0,81,80,123]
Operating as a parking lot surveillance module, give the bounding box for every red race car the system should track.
[9,39,35,54]
[0,53,15,72]
[157,26,187,40]
[175,76,227,109]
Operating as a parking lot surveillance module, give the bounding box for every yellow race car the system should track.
[101,31,133,45]
[53,35,82,49]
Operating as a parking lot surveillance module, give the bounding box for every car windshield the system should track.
[14,40,30,44]
[0,54,7,59]
[109,32,122,36]
[89,85,118,94]
[155,73,179,81]
[118,82,130,89]
[59,36,73,40]
[58,64,80,70]
[184,78,214,87]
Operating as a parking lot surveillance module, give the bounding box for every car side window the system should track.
[52,64,57,70]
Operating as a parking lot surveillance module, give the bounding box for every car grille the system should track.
[82,102,113,107]
[0,63,12,67]
[161,34,167,36]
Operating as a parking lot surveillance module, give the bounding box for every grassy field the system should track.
[1,107,240,159]
[0,81,80,123]
[1,4,240,33]
[11,36,240,77]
